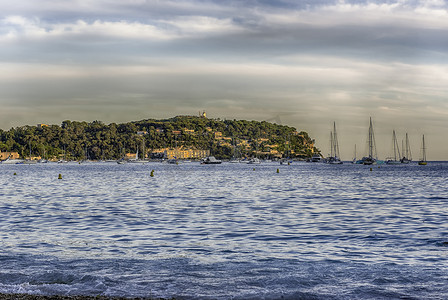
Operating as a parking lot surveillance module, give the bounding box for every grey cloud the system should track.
[1,0,448,159]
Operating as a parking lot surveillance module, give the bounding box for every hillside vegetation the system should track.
[0,116,319,160]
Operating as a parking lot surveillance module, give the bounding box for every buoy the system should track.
[370,168,372,171]
[150,170,154,177]
[58,174,62,179]
[253,168,255,171]
[276,168,279,173]
[13,172,17,176]
[287,162,290,166]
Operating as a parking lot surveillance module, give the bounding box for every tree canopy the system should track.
[0,116,320,160]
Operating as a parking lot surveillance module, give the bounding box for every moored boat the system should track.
[418,134,427,165]
[400,133,412,164]
[386,130,401,165]
[309,154,322,162]
[201,156,222,164]
[247,157,261,164]
[362,117,377,165]
[325,122,343,164]
[1,157,25,164]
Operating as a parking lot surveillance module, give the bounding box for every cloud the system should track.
[2,17,174,42]
[1,0,448,158]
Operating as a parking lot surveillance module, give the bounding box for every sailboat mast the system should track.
[392,130,401,161]
[402,140,404,159]
[422,135,426,161]
[406,133,412,160]
[368,118,373,158]
[333,121,340,158]
[330,131,333,158]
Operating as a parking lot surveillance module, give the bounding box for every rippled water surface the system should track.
[0,162,447,299]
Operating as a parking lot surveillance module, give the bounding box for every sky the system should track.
[1,0,447,160]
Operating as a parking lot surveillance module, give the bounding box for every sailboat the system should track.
[360,117,377,165]
[352,144,360,164]
[418,135,427,165]
[128,145,149,163]
[248,130,262,164]
[1,156,24,164]
[229,137,241,163]
[280,134,293,165]
[21,141,37,164]
[400,133,412,164]
[386,130,401,165]
[117,146,127,164]
[38,146,48,163]
[325,122,343,164]
[58,145,68,163]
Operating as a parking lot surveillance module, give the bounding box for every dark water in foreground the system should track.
[0,161,447,299]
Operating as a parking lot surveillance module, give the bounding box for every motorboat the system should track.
[201,156,222,164]
[247,157,261,164]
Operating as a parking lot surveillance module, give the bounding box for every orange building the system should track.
[0,152,20,160]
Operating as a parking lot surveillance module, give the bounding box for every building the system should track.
[183,129,195,134]
[0,152,20,160]
[154,148,210,159]
[37,124,48,128]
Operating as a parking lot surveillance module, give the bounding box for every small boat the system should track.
[309,154,322,162]
[418,135,427,165]
[229,138,241,163]
[117,158,127,164]
[361,117,377,165]
[128,159,149,164]
[201,156,222,164]
[1,157,24,164]
[280,158,292,165]
[128,147,149,163]
[360,156,376,165]
[325,122,343,164]
[400,133,412,164]
[247,157,261,164]
[386,130,401,165]
[352,144,359,164]
[167,159,179,164]
[19,159,38,165]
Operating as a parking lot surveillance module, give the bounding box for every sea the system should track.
[0,161,447,299]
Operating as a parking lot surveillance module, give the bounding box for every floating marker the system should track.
[370,168,372,171]
[13,172,17,176]
[276,168,279,173]
[150,170,154,177]
[253,168,255,171]
[58,174,62,179]
[288,162,290,166]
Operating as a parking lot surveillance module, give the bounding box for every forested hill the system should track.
[0,116,319,160]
